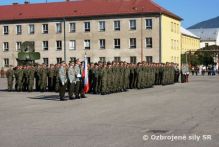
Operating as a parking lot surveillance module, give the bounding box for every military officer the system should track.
[59,61,68,101]
[48,64,55,91]
[74,59,83,98]
[67,62,76,100]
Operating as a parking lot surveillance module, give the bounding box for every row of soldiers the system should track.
[6,60,179,100]
[88,61,179,95]
[6,60,86,100]
[6,64,57,92]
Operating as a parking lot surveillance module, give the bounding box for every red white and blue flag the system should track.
[83,53,89,93]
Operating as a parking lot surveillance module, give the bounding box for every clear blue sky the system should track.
[0,0,218,28]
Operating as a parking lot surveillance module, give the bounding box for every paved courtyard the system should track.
[0,76,219,147]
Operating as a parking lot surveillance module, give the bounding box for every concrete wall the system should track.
[181,34,200,53]
[161,15,181,65]
[0,15,161,66]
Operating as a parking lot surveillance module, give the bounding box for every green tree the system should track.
[196,52,214,67]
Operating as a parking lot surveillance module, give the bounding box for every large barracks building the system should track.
[0,0,182,67]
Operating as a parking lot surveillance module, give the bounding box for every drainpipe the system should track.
[159,13,162,63]
[63,18,66,62]
[140,8,144,62]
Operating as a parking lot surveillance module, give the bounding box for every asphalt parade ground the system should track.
[0,76,219,147]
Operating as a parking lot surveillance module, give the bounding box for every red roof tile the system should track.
[0,0,182,22]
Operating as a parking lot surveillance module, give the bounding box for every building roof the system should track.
[188,28,219,41]
[0,0,182,22]
[181,27,200,39]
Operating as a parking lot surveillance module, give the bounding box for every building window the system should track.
[16,25,22,35]
[56,23,62,33]
[114,57,121,62]
[145,19,152,29]
[16,42,22,51]
[174,57,177,63]
[129,20,136,30]
[114,20,120,31]
[171,22,173,32]
[4,58,9,67]
[130,56,137,64]
[99,57,106,62]
[84,40,90,49]
[42,24,48,34]
[99,39,106,49]
[28,24,35,34]
[57,58,62,64]
[43,58,49,65]
[42,41,49,50]
[146,56,153,63]
[129,38,136,48]
[84,22,90,32]
[177,24,179,33]
[146,37,153,48]
[99,21,105,32]
[171,56,174,62]
[87,57,91,64]
[205,43,209,47]
[56,40,62,50]
[69,40,76,50]
[171,39,173,49]
[174,23,176,33]
[3,42,9,51]
[176,40,178,49]
[114,39,120,49]
[70,57,76,62]
[69,22,76,32]
[3,26,9,35]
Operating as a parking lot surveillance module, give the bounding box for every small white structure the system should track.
[189,28,219,48]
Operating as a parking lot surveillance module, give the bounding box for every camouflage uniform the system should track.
[6,67,14,91]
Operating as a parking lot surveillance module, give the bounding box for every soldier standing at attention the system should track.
[93,63,99,94]
[59,61,67,101]
[74,59,82,98]
[1,67,5,78]
[27,66,35,92]
[55,64,60,92]
[39,64,48,92]
[17,66,24,92]
[35,64,40,91]
[67,62,76,100]
[6,65,14,91]
[14,66,19,91]
[89,63,94,93]
[79,61,87,98]
[100,63,108,95]
[22,66,28,91]
[48,64,55,92]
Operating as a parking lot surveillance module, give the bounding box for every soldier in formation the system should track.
[1,67,5,78]
[88,61,179,95]
[6,65,14,91]
[6,61,180,100]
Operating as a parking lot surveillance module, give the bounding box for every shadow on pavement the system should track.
[0,89,8,92]
[28,95,60,101]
